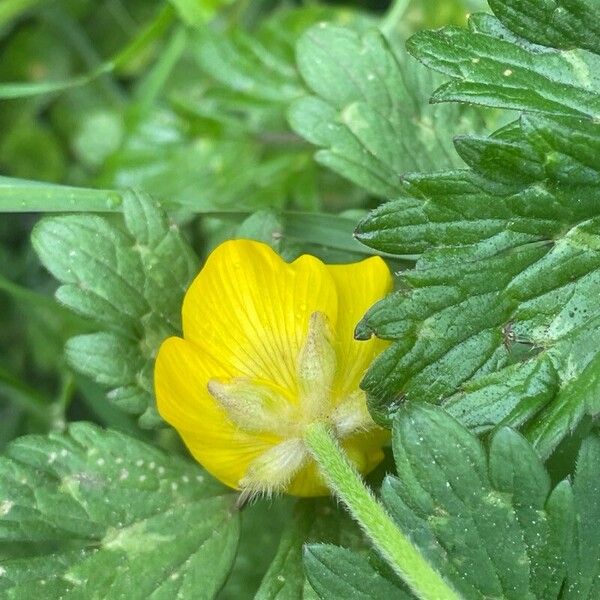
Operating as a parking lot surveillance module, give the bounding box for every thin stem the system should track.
[51,373,76,431]
[0,4,175,100]
[41,5,125,105]
[381,0,410,36]
[132,26,188,117]
[303,422,460,600]
[0,365,52,424]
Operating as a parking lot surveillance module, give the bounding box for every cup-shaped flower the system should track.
[154,240,392,498]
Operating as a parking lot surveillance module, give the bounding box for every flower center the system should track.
[207,311,377,498]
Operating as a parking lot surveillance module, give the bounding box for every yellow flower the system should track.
[154,240,392,497]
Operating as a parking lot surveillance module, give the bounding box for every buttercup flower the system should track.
[155,240,392,497]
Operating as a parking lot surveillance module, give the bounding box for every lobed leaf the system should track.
[191,7,373,131]
[383,405,574,599]
[303,545,410,600]
[290,24,482,198]
[0,423,239,599]
[563,432,600,598]
[356,3,600,455]
[32,190,198,427]
[407,13,600,119]
[489,0,600,55]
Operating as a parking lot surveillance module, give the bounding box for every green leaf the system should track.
[31,190,198,427]
[100,108,311,211]
[290,24,481,197]
[0,422,239,598]
[194,23,304,108]
[194,7,373,115]
[303,545,410,600]
[407,13,600,118]
[382,404,573,599]
[355,4,600,454]
[190,7,372,135]
[303,405,578,599]
[0,177,123,213]
[444,356,560,435]
[219,499,293,600]
[256,502,318,600]
[356,165,600,454]
[489,0,600,55]
[563,432,600,598]
[256,499,366,600]
[524,350,600,459]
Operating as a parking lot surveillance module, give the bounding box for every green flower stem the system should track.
[303,422,460,600]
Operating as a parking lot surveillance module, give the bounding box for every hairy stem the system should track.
[303,422,460,600]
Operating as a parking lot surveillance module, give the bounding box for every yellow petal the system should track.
[287,461,328,497]
[342,429,389,475]
[182,240,338,395]
[155,337,278,490]
[327,256,393,399]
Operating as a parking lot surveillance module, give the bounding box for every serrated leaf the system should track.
[290,24,481,197]
[303,545,410,600]
[445,356,559,435]
[303,405,577,599]
[563,432,600,598]
[32,190,198,427]
[381,404,573,599]
[256,502,318,600]
[353,6,596,448]
[407,13,600,118]
[0,423,239,599]
[357,168,600,454]
[489,0,600,55]
[194,23,303,107]
[256,499,366,600]
[101,111,308,211]
[454,114,600,188]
